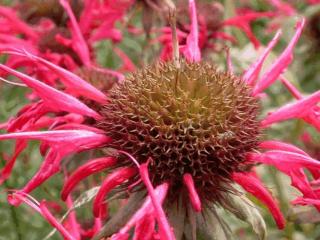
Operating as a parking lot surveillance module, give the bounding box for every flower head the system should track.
[0,1,319,240]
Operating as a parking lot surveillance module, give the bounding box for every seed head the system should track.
[99,60,261,202]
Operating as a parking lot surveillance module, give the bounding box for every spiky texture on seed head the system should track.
[98,60,260,202]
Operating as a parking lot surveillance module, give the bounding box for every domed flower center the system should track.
[98,60,260,201]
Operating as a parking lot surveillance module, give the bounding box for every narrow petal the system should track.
[292,197,320,206]
[40,201,77,240]
[139,164,174,240]
[252,19,305,96]
[233,172,285,229]
[248,150,320,170]
[183,0,201,62]
[243,30,282,86]
[5,50,106,103]
[0,64,101,119]
[261,91,320,128]
[259,140,308,155]
[183,173,201,212]
[61,157,117,200]
[116,183,169,236]
[93,167,137,217]
[59,0,91,66]
[279,76,302,99]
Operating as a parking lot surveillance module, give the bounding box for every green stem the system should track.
[0,158,22,240]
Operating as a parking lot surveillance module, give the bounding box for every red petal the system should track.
[133,213,156,240]
[61,157,117,200]
[233,172,285,229]
[183,173,201,212]
[93,167,136,217]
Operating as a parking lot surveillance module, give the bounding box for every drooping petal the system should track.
[243,30,282,86]
[279,76,302,99]
[61,157,117,200]
[183,173,201,212]
[139,164,174,240]
[0,64,101,119]
[115,183,169,237]
[252,19,305,96]
[93,167,137,218]
[183,0,201,62]
[233,172,285,229]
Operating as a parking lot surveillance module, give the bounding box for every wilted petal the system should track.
[183,173,201,212]
[61,157,117,201]
[0,64,101,119]
[93,167,137,217]
[243,30,282,86]
[233,172,285,229]
[252,19,305,96]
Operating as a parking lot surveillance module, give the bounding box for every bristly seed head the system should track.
[98,60,260,203]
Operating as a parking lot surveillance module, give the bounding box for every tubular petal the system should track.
[259,140,308,155]
[93,167,137,218]
[116,183,169,236]
[249,150,320,170]
[61,157,117,200]
[59,0,91,66]
[40,201,77,240]
[261,91,320,128]
[183,173,202,212]
[233,172,285,229]
[280,76,303,99]
[139,164,174,240]
[5,49,106,103]
[243,30,282,86]
[184,0,201,62]
[252,19,305,96]
[0,64,101,119]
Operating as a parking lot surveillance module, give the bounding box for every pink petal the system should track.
[61,157,117,200]
[59,0,91,66]
[252,19,305,96]
[261,90,320,128]
[279,76,302,99]
[93,167,137,217]
[116,183,169,236]
[0,64,101,119]
[243,30,282,86]
[292,197,320,206]
[233,172,285,229]
[249,150,320,170]
[65,196,81,240]
[139,164,174,240]
[183,173,201,212]
[259,140,308,156]
[183,0,201,62]
[5,49,106,103]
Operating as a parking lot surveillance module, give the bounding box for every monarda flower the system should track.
[0,1,320,240]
